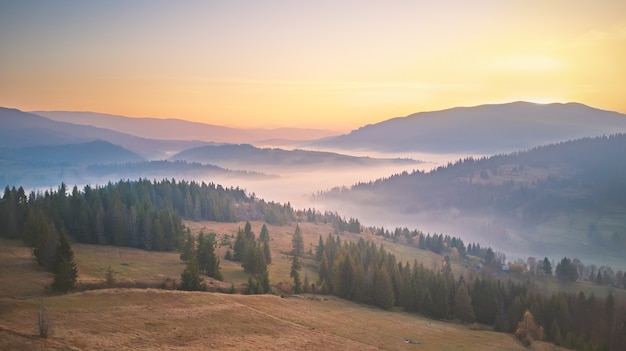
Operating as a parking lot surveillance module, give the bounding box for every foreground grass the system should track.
[0,289,554,351]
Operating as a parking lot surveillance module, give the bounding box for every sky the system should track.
[1,1,625,130]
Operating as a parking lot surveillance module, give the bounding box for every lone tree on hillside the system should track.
[51,231,78,292]
[292,224,304,257]
[180,255,205,291]
[290,253,302,294]
[259,224,271,264]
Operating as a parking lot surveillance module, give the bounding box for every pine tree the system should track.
[180,255,204,291]
[373,267,394,309]
[179,231,195,262]
[454,282,475,323]
[290,254,302,294]
[315,235,324,261]
[259,224,271,264]
[551,320,563,346]
[542,257,552,275]
[196,232,222,280]
[292,224,304,257]
[51,231,78,292]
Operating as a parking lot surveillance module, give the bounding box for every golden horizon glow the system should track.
[1,1,625,130]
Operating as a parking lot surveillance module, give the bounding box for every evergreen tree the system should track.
[258,269,270,294]
[259,223,269,242]
[542,257,552,275]
[259,224,271,264]
[51,231,78,292]
[196,232,222,280]
[242,244,266,276]
[292,224,304,257]
[555,257,578,282]
[373,267,394,309]
[290,254,302,294]
[318,253,330,290]
[180,255,204,291]
[551,320,563,346]
[179,231,195,262]
[315,235,324,261]
[454,282,475,323]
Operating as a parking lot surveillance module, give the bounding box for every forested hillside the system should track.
[315,234,625,350]
[0,179,363,250]
[319,134,626,261]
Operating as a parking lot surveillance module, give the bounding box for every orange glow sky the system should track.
[1,1,625,130]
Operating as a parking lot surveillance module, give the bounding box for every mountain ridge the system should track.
[310,101,626,154]
[31,110,341,144]
[0,107,207,159]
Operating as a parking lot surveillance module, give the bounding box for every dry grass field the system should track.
[0,288,570,351]
[0,225,570,350]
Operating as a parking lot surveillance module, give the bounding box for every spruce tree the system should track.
[373,267,394,309]
[290,254,302,294]
[259,224,271,264]
[180,255,204,291]
[51,231,78,292]
[292,224,304,257]
[454,282,475,323]
[197,232,222,280]
[315,235,324,261]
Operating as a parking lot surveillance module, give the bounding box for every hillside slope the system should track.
[0,238,547,351]
[317,134,626,266]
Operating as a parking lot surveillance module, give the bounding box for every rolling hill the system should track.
[170,143,420,172]
[311,102,626,154]
[0,140,144,165]
[32,110,341,144]
[316,134,626,267]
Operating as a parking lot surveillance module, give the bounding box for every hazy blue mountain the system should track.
[0,140,144,165]
[311,102,626,153]
[0,107,206,159]
[170,143,420,170]
[316,134,626,266]
[32,111,340,144]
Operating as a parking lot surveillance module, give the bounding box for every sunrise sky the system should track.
[1,1,625,130]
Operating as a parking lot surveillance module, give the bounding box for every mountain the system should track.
[316,134,626,267]
[0,107,206,159]
[0,140,144,165]
[32,111,341,144]
[170,143,420,171]
[311,102,626,154]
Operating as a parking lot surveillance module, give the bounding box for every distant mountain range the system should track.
[170,143,420,171]
[32,111,341,144]
[311,102,626,154]
[0,106,419,189]
[0,140,143,165]
[0,107,206,159]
